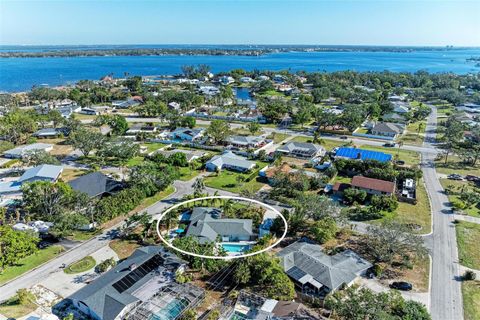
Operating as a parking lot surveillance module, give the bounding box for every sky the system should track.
[0,0,479,46]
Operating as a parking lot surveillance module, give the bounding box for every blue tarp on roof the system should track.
[335,147,392,162]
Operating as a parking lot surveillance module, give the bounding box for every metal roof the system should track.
[335,147,392,162]
[18,164,63,183]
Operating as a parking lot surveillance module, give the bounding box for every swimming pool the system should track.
[221,243,251,253]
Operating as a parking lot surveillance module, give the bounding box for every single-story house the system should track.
[240,76,255,83]
[232,290,315,320]
[334,147,392,162]
[228,135,266,149]
[33,128,69,138]
[169,127,205,142]
[3,143,53,159]
[198,86,220,96]
[276,142,325,159]
[154,149,207,162]
[351,175,396,196]
[185,207,254,244]
[0,164,63,197]
[111,99,141,109]
[168,102,181,110]
[125,124,157,135]
[277,241,372,296]
[261,163,318,185]
[218,75,235,85]
[68,246,192,320]
[68,172,123,198]
[371,122,405,138]
[205,151,256,172]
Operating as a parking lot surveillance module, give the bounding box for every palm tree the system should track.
[193,177,205,196]
[222,199,234,215]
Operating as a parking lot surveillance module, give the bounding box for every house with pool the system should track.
[182,207,257,255]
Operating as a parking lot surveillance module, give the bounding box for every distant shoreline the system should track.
[0,45,475,58]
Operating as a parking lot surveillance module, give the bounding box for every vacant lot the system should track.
[440,179,480,218]
[463,280,480,320]
[456,221,480,270]
[0,294,37,319]
[0,245,64,285]
[435,156,480,176]
[400,121,426,146]
[371,179,431,234]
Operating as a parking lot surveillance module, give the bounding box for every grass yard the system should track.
[0,295,38,319]
[440,179,480,218]
[0,159,20,168]
[372,179,431,234]
[435,156,480,176]
[399,120,426,146]
[0,245,64,285]
[463,280,480,320]
[109,239,141,260]
[360,145,421,166]
[142,142,169,154]
[135,185,175,211]
[204,161,269,193]
[456,221,480,270]
[61,168,87,182]
[64,256,96,274]
[400,256,430,292]
[66,229,102,241]
[178,166,200,181]
[267,132,291,143]
[126,156,145,167]
[332,174,351,184]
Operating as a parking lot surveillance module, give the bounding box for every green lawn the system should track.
[109,239,141,260]
[178,166,200,181]
[332,174,351,184]
[0,245,64,285]
[399,121,426,146]
[435,156,480,176]
[135,185,175,211]
[66,229,103,241]
[126,156,145,167]
[463,280,480,320]
[372,178,431,234]
[0,159,20,168]
[354,128,369,134]
[204,161,269,193]
[0,295,37,319]
[142,142,169,154]
[64,256,96,274]
[456,221,480,270]
[267,132,291,143]
[360,145,421,166]
[440,179,480,218]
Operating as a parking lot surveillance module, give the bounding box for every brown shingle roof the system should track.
[351,176,395,193]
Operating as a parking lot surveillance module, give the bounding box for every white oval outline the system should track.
[155,196,288,260]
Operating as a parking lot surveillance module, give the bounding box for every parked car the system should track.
[340,135,348,140]
[384,142,396,147]
[447,174,463,180]
[390,281,413,291]
[465,175,480,182]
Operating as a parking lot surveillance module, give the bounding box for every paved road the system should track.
[422,106,463,320]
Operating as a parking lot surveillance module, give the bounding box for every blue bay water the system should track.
[0,49,479,92]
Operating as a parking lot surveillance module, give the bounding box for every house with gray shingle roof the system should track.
[0,164,63,197]
[3,143,53,159]
[68,172,123,198]
[185,207,254,244]
[276,142,325,159]
[205,151,255,172]
[371,122,405,138]
[68,246,198,320]
[277,240,372,296]
[228,135,266,149]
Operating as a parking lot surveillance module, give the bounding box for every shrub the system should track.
[371,195,398,212]
[95,258,117,273]
[463,270,476,281]
[343,188,367,204]
[17,289,35,305]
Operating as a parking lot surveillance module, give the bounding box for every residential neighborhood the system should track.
[0,63,480,320]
